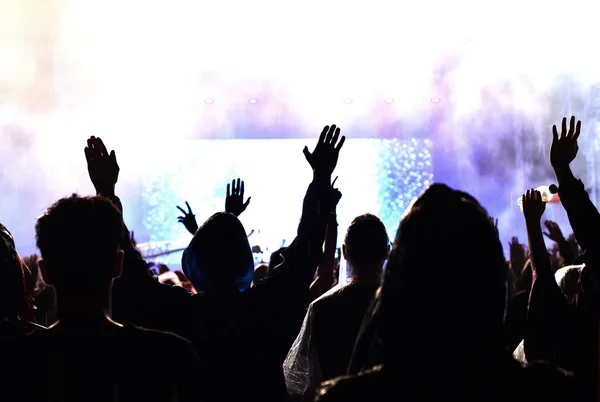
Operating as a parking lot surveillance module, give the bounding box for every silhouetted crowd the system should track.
[0,119,597,401]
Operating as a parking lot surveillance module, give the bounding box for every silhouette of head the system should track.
[35,195,124,301]
[384,184,505,364]
[0,224,26,319]
[351,184,506,373]
[182,212,253,295]
[343,214,389,278]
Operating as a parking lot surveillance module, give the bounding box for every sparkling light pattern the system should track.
[376,138,434,239]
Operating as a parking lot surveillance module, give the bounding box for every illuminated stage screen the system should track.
[141,138,433,266]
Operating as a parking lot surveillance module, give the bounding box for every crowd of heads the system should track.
[0,117,595,401]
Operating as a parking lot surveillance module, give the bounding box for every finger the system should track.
[240,180,245,200]
[335,135,346,152]
[543,232,551,239]
[98,138,109,157]
[552,125,559,142]
[227,183,231,197]
[185,201,192,213]
[177,206,186,214]
[236,178,241,195]
[84,147,92,162]
[232,180,237,194]
[568,116,575,138]
[303,146,311,161]
[244,197,251,208]
[332,176,338,187]
[574,120,582,141]
[110,150,117,163]
[561,117,567,139]
[331,127,341,146]
[87,138,95,155]
[325,125,336,144]
[90,136,99,153]
[318,126,328,143]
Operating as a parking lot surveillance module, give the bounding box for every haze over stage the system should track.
[1,0,599,256]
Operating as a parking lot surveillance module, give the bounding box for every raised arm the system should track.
[263,125,345,289]
[550,116,600,255]
[84,137,192,333]
[309,180,342,301]
[522,189,573,363]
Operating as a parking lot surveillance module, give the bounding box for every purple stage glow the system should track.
[0,1,598,258]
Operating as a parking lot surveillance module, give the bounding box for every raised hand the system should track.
[508,236,527,274]
[543,220,566,244]
[177,201,199,235]
[225,178,251,217]
[522,189,546,223]
[550,116,581,169]
[329,176,342,207]
[84,136,119,197]
[303,125,346,178]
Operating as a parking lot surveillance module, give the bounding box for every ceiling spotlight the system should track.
[430,97,441,104]
[248,98,258,104]
[384,98,394,104]
[343,98,353,104]
[204,99,214,104]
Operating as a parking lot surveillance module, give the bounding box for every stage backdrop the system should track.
[141,138,433,266]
